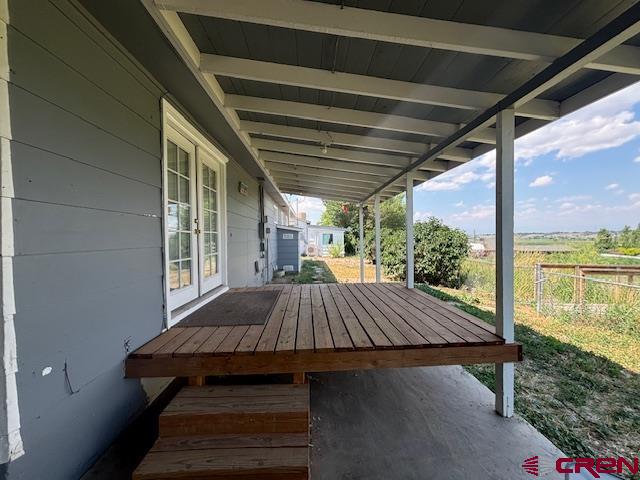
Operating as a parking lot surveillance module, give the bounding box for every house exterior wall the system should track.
[3,1,266,478]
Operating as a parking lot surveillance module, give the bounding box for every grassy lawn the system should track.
[418,284,640,478]
[321,256,389,283]
[271,259,337,284]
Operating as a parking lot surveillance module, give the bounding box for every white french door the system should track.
[164,126,225,313]
[197,150,223,293]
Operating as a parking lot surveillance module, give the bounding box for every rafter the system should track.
[252,138,413,168]
[157,0,640,75]
[201,54,558,120]
[274,174,404,194]
[261,151,431,181]
[265,162,389,184]
[240,121,472,162]
[227,95,496,144]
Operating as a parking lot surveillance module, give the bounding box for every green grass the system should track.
[282,259,337,284]
[419,284,640,479]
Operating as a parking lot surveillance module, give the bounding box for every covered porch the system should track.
[126,284,521,378]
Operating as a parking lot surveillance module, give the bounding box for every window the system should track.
[162,101,227,321]
[322,233,334,245]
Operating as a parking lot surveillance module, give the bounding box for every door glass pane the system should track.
[167,141,178,172]
[201,164,219,277]
[167,142,194,291]
[180,260,191,287]
[169,261,179,290]
[167,172,178,202]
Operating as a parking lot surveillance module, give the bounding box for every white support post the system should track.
[359,204,365,283]
[495,108,515,418]
[405,172,414,289]
[374,193,381,283]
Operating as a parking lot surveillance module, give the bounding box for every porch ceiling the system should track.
[145,0,640,204]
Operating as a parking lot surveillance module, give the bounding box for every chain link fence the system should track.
[463,258,640,335]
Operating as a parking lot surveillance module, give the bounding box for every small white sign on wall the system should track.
[282,233,294,240]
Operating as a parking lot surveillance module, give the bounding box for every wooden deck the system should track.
[126,283,521,378]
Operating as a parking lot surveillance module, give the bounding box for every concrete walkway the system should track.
[310,366,564,480]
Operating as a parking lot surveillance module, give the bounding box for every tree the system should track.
[378,217,469,288]
[319,201,360,254]
[594,228,615,252]
[319,195,407,256]
[618,225,635,248]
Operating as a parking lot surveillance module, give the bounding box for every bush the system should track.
[380,218,469,288]
[615,247,640,256]
[327,243,343,258]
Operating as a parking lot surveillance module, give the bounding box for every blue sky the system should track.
[294,81,640,234]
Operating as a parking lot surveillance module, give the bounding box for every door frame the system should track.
[162,100,228,327]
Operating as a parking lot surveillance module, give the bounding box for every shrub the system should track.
[595,228,614,252]
[615,247,640,256]
[327,242,343,258]
[380,218,469,288]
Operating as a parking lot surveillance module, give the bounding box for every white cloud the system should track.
[416,82,640,196]
[629,193,640,202]
[414,210,433,222]
[556,195,591,202]
[454,201,464,207]
[605,183,620,190]
[417,170,481,191]
[529,175,554,188]
[634,156,640,163]
[449,204,495,221]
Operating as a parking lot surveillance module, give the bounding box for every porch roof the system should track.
[139,0,640,204]
[125,284,521,378]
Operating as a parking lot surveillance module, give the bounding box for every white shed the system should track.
[306,225,347,257]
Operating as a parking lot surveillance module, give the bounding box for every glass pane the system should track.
[167,141,178,171]
[179,205,191,231]
[178,148,189,176]
[168,232,179,261]
[180,232,191,258]
[211,234,218,253]
[179,177,189,204]
[167,172,178,201]
[180,260,191,287]
[167,202,178,231]
[169,262,179,290]
[211,255,218,275]
[203,190,210,210]
[203,255,212,277]
[210,170,217,190]
[204,233,211,255]
[202,165,209,187]
[211,212,218,232]
[210,190,217,211]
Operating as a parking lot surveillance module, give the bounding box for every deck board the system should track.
[127,284,522,377]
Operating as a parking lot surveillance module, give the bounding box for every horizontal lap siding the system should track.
[7,1,164,479]
[226,160,263,287]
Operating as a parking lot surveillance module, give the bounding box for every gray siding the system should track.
[7,1,163,479]
[226,163,264,287]
[4,1,266,478]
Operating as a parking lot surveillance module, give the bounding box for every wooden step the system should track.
[159,384,309,437]
[132,445,309,480]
